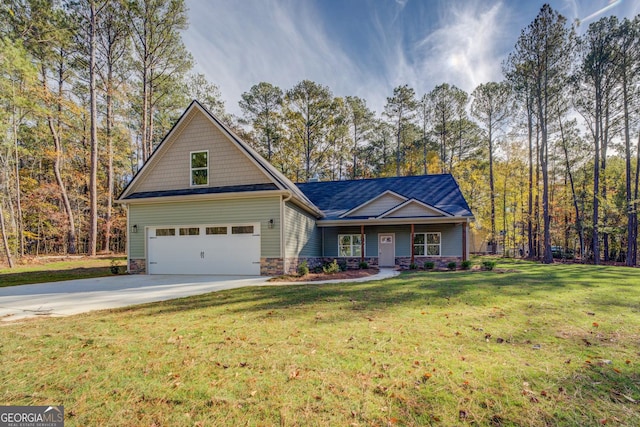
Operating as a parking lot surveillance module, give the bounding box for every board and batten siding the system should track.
[321,223,463,257]
[132,110,272,193]
[128,197,281,259]
[284,202,321,257]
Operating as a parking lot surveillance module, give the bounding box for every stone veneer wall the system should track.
[261,258,284,276]
[129,258,146,274]
[130,256,462,275]
[284,257,379,275]
[396,256,461,269]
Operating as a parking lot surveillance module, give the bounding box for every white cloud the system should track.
[412,1,510,94]
[181,0,637,120]
[183,0,369,116]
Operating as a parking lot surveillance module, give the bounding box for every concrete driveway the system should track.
[0,269,399,322]
[0,275,270,322]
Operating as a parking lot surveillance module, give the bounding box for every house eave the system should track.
[315,216,473,227]
[115,189,291,205]
[286,197,325,218]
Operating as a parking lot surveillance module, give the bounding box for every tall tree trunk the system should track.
[527,100,534,258]
[88,1,99,256]
[0,199,13,268]
[140,61,149,161]
[539,113,552,263]
[12,96,24,257]
[557,110,584,261]
[633,131,640,266]
[103,73,114,253]
[489,125,496,254]
[601,99,610,262]
[352,123,358,179]
[622,67,634,266]
[422,118,427,175]
[534,123,541,259]
[44,68,76,255]
[440,110,446,174]
[147,68,155,158]
[396,113,402,177]
[592,86,601,265]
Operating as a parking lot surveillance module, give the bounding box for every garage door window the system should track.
[190,151,208,186]
[206,226,227,235]
[155,228,175,236]
[232,225,254,234]
[179,227,200,236]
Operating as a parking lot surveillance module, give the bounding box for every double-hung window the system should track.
[339,234,363,257]
[190,151,208,186]
[413,232,441,256]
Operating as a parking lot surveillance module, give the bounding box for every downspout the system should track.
[410,223,415,265]
[462,220,468,262]
[360,224,365,263]
[124,203,130,273]
[281,191,292,274]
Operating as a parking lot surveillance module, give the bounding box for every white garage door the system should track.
[147,224,261,275]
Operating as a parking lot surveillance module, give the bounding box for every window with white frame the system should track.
[413,232,441,256]
[339,234,364,257]
[190,151,208,186]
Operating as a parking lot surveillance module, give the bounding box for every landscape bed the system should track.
[0,259,638,425]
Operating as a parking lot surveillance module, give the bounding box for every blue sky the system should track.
[182,0,640,117]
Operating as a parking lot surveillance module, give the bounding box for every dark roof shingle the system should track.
[296,174,473,220]
[124,183,278,200]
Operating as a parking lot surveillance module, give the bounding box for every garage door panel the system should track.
[147,224,260,275]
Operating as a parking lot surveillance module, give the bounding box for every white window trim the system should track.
[190,150,209,187]
[414,232,441,257]
[338,234,365,257]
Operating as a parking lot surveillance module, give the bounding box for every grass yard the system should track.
[0,256,126,287]
[0,259,638,426]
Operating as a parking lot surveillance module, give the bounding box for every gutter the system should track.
[315,216,473,227]
[115,190,290,205]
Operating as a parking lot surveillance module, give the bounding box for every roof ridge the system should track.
[296,173,453,186]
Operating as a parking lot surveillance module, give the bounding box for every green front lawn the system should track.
[0,256,126,287]
[1,259,638,425]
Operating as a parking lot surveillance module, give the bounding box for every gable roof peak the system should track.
[117,100,322,217]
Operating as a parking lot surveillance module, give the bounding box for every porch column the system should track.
[410,223,415,265]
[360,224,365,262]
[462,222,467,262]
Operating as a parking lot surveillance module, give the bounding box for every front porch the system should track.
[283,221,470,274]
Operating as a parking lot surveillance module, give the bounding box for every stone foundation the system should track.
[284,257,320,275]
[284,257,379,275]
[396,256,461,269]
[129,256,462,275]
[261,258,284,276]
[129,258,146,274]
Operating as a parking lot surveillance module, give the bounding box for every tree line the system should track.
[0,2,639,267]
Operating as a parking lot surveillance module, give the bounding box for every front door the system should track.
[378,233,395,267]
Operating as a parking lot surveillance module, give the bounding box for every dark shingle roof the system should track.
[296,174,473,220]
[124,183,278,200]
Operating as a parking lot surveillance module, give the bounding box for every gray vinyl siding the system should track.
[284,202,321,257]
[129,197,281,258]
[322,223,463,257]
